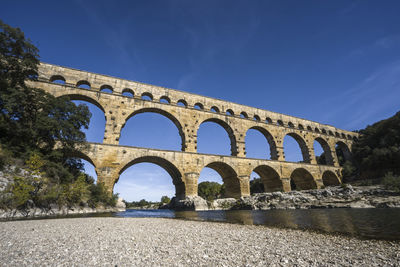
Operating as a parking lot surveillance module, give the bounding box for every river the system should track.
[114,208,400,240]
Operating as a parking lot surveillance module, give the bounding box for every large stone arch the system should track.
[64,148,97,168]
[290,168,317,190]
[314,137,334,166]
[197,118,238,156]
[203,162,241,198]
[117,156,185,199]
[58,94,106,113]
[246,126,278,160]
[252,165,282,192]
[284,132,311,163]
[322,170,341,186]
[122,108,186,151]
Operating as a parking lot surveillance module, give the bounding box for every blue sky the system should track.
[2,1,400,201]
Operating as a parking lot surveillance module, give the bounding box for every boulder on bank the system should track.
[210,198,237,210]
[164,196,208,211]
[115,197,126,212]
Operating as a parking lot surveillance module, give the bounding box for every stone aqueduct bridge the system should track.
[28,63,358,199]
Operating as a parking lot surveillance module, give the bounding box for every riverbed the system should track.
[0,217,399,266]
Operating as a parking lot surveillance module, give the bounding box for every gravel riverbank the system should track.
[0,217,399,266]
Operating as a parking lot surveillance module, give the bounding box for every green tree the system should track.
[161,195,170,204]
[352,111,400,179]
[250,178,264,194]
[0,20,90,183]
[198,181,224,201]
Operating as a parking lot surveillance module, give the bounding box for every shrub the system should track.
[88,182,117,208]
[161,195,170,204]
[11,176,35,208]
[382,172,400,192]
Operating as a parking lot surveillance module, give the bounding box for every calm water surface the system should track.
[114,208,400,240]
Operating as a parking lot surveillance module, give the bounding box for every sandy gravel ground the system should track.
[0,217,399,266]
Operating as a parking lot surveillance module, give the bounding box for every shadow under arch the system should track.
[314,137,334,166]
[197,118,238,156]
[336,141,352,164]
[118,156,185,199]
[122,108,186,151]
[322,170,341,186]
[284,132,311,163]
[204,162,241,198]
[247,126,278,160]
[290,168,317,190]
[59,94,106,113]
[252,165,282,192]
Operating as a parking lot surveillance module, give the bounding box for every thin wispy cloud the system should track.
[73,0,144,74]
[347,34,400,59]
[320,59,400,130]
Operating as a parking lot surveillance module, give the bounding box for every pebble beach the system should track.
[0,217,399,266]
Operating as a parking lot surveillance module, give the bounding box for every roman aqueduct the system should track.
[27,63,358,199]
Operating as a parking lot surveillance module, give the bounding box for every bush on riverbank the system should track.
[382,172,400,193]
[0,152,118,211]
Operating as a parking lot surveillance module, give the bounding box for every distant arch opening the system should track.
[76,80,91,89]
[50,75,66,85]
[283,133,310,163]
[266,117,273,124]
[245,126,277,160]
[240,112,248,119]
[253,115,261,121]
[288,122,295,128]
[290,168,317,190]
[226,109,234,116]
[277,120,284,126]
[141,92,153,101]
[252,165,282,192]
[177,99,188,107]
[122,88,134,98]
[200,162,241,198]
[210,106,220,113]
[307,126,313,131]
[314,137,334,166]
[120,108,184,151]
[194,103,203,110]
[160,96,171,104]
[100,85,113,93]
[322,170,340,186]
[197,118,237,156]
[116,156,184,200]
[298,124,304,130]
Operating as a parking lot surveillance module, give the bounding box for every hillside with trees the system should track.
[0,20,117,212]
[345,111,400,191]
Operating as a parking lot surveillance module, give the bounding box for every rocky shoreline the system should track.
[167,185,400,211]
[0,198,126,220]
